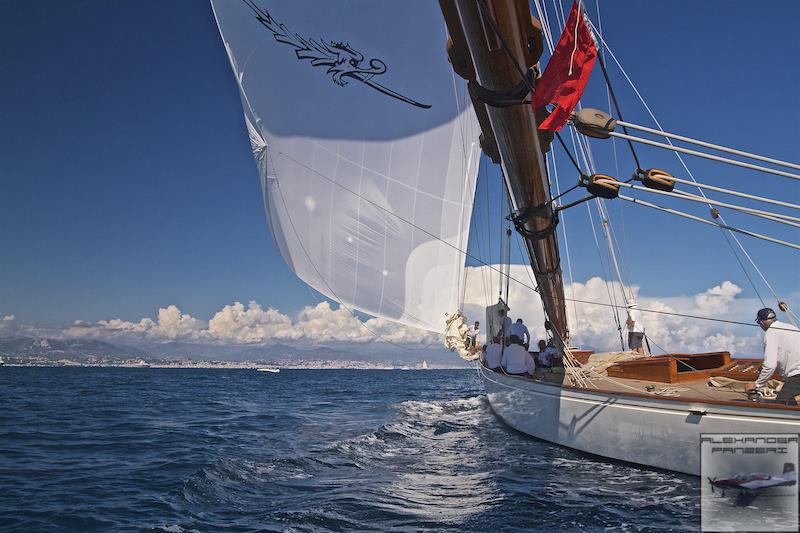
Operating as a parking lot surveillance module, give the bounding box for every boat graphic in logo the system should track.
[243,1,431,109]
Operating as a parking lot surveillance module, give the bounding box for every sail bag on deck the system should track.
[212,1,480,332]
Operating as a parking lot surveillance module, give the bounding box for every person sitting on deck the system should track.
[466,321,480,348]
[745,308,800,405]
[537,339,558,368]
[507,318,530,349]
[482,342,503,370]
[625,300,646,355]
[501,342,535,375]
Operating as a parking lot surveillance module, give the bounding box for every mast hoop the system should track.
[468,68,536,107]
[508,202,560,240]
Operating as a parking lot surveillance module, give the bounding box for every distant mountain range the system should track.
[0,336,148,360]
[0,336,467,367]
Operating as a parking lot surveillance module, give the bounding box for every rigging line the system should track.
[600,180,800,227]
[719,227,767,308]
[595,54,642,171]
[532,0,556,52]
[549,182,581,204]
[275,150,796,331]
[598,199,633,302]
[550,150,580,337]
[618,194,800,251]
[567,116,626,344]
[616,120,800,172]
[596,0,634,298]
[672,191,800,227]
[504,180,513,302]
[468,162,489,308]
[498,169,506,298]
[556,132,586,174]
[586,199,625,350]
[587,16,795,322]
[475,0,530,83]
[608,131,800,182]
[661,175,800,212]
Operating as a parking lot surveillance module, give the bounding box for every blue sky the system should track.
[1,0,797,334]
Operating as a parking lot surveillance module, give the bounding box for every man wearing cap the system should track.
[745,308,800,405]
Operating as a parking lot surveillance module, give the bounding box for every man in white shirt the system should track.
[466,321,480,348]
[507,318,530,349]
[537,339,558,368]
[625,300,646,355]
[482,342,503,370]
[746,308,800,405]
[501,343,535,375]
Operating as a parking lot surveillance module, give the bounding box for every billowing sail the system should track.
[212,1,480,332]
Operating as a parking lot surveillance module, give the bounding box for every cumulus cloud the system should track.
[61,300,436,346]
[207,301,296,343]
[694,281,742,315]
[64,305,206,342]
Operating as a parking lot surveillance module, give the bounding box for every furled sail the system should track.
[212,1,480,332]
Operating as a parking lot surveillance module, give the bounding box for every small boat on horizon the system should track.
[256,367,280,373]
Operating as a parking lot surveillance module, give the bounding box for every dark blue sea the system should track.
[0,368,700,532]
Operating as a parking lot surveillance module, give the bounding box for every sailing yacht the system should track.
[211,0,799,476]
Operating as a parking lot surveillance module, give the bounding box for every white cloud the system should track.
[61,300,436,346]
[207,301,296,343]
[64,305,206,342]
[694,281,742,315]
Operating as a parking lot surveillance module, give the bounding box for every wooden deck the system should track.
[492,350,800,411]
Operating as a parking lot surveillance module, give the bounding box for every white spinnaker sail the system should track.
[212,1,480,332]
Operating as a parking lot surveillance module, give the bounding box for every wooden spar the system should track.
[440,0,570,345]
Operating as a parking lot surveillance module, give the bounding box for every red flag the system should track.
[532,1,597,132]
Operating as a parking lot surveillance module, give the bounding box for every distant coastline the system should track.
[0,358,463,370]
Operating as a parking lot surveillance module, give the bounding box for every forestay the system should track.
[212,1,480,332]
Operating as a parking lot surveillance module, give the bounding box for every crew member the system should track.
[482,342,503,370]
[537,339,557,368]
[501,342,535,376]
[625,300,646,355]
[507,318,530,349]
[745,308,800,404]
[466,321,480,348]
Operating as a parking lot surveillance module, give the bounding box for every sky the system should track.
[0,1,797,355]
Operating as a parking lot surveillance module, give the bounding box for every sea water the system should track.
[0,367,699,531]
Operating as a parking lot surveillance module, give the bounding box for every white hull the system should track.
[257,368,280,373]
[481,366,800,475]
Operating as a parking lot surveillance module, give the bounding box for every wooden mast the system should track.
[441,0,570,345]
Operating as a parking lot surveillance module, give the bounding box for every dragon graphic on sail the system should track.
[243,0,431,108]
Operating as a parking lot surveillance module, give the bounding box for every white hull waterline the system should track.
[480,366,800,476]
